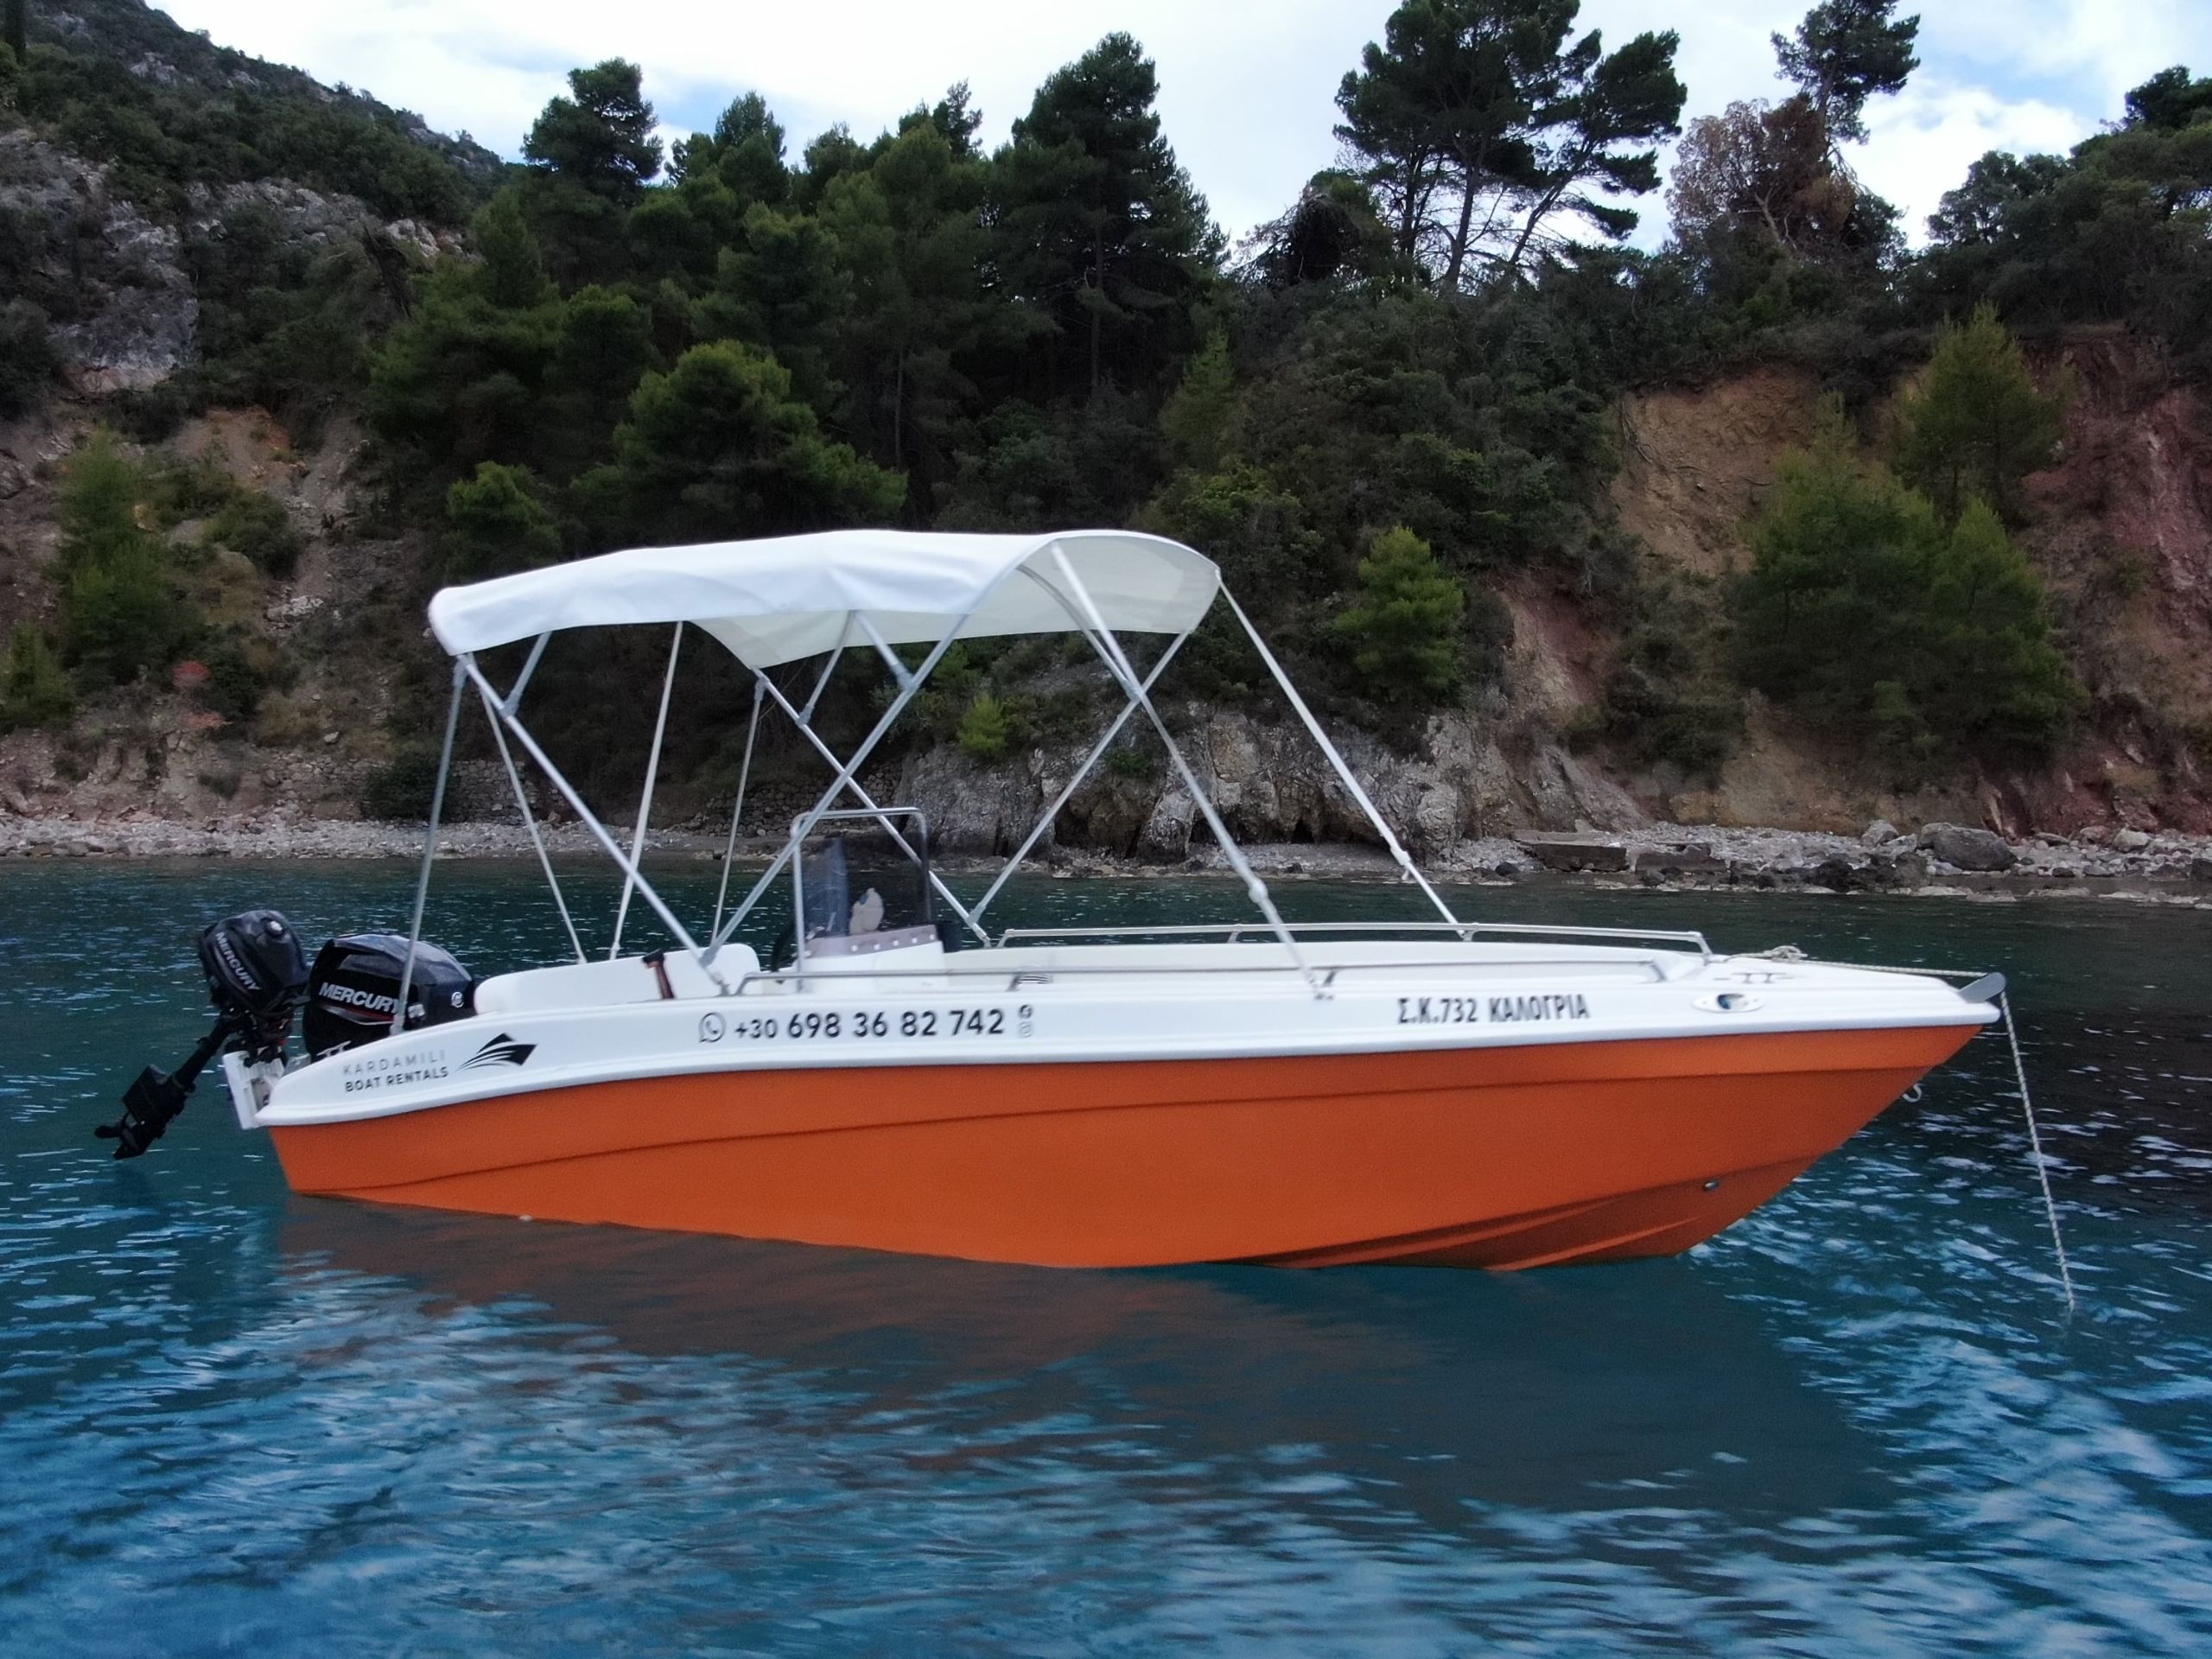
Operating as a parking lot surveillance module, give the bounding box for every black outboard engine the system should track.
[99,909,310,1159]
[302,933,474,1060]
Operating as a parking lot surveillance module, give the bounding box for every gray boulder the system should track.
[1514,832,1631,873]
[1859,818,1897,846]
[1916,823,2018,872]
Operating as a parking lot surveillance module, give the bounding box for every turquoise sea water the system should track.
[2,861,2209,1655]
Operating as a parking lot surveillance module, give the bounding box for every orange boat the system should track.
[111,531,1999,1268]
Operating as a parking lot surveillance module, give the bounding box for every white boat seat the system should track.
[473,948,758,1015]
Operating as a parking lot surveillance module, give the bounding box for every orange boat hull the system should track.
[269,1024,1976,1269]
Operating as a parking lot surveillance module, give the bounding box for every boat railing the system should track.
[993,920,1714,962]
[728,950,1681,997]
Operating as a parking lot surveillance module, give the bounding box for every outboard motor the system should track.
[302,933,474,1060]
[99,909,310,1159]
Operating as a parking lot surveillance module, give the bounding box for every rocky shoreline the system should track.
[4,811,2209,902]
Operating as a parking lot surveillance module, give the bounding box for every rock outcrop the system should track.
[1917,823,2019,872]
[895,707,1646,861]
[0,131,197,392]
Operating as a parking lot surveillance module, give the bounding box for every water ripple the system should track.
[1,864,2207,1653]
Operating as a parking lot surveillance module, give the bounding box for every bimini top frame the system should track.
[394,528,1465,1020]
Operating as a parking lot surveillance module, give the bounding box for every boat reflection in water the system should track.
[276,1196,1881,1524]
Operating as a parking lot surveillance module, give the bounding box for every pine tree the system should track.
[1160,333,1237,472]
[575,341,905,544]
[442,462,562,580]
[992,34,1217,398]
[54,433,184,685]
[0,621,73,731]
[1334,526,1465,705]
[1892,304,2067,522]
[1734,410,2079,763]
[1772,0,1920,148]
[523,60,662,201]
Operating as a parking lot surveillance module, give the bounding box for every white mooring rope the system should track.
[1750,947,2077,1313]
[1999,989,2078,1315]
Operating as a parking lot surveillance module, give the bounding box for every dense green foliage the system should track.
[956,692,1013,761]
[1334,0,1686,288]
[1734,410,2081,768]
[200,488,304,578]
[442,463,562,581]
[10,0,2205,802]
[8,0,495,218]
[1891,304,2068,521]
[53,431,185,685]
[1334,528,1465,706]
[0,620,73,731]
[1918,67,2212,368]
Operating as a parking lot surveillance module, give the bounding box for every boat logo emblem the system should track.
[462,1033,537,1070]
[699,1013,726,1043]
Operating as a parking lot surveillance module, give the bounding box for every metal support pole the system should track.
[710,677,766,943]
[475,677,585,963]
[611,623,683,958]
[853,611,917,692]
[503,631,551,715]
[461,657,719,982]
[969,627,1192,930]
[800,634,847,723]
[1222,588,1461,931]
[704,614,983,961]
[1038,552,1318,989]
[392,661,466,1033]
[750,668,989,944]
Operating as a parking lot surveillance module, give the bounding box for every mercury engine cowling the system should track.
[303,933,474,1060]
[98,909,310,1159]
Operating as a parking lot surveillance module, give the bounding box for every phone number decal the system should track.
[699,1006,1035,1045]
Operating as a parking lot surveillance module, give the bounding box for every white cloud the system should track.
[1855,79,2085,240]
[157,0,2212,246]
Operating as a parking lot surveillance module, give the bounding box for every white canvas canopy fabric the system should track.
[426,530,1220,667]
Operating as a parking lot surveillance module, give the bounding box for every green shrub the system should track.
[1332,526,1465,708]
[956,692,1012,761]
[0,621,73,730]
[1105,744,1158,781]
[54,432,193,683]
[359,746,447,821]
[143,454,240,525]
[201,490,304,577]
[442,461,562,580]
[1732,414,2081,765]
[1596,575,1743,779]
[194,639,279,725]
[1892,305,2068,522]
[0,298,54,417]
[63,551,179,685]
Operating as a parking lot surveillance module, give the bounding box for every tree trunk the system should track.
[1089,231,1103,398]
[891,352,906,472]
[1443,173,1477,291]
[1504,142,1591,276]
[1395,156,1427,260]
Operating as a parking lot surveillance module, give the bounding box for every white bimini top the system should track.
[424,530,1221,668]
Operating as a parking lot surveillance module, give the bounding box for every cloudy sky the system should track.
[163,1,2211,246]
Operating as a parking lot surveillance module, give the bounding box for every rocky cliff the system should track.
[5,8,2210,855]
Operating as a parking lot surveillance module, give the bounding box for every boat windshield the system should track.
[796,823,941,960]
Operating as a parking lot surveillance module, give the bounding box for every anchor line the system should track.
[1999,989,2077,1315]
[1749,948,2077,1314]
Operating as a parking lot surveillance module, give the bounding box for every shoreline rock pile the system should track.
[2,810,2208,899]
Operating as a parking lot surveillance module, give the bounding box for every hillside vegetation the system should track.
[2,0,2209,841]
